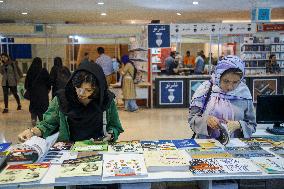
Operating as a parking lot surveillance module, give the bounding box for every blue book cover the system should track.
[172,139,200,149]
[0,142,11,155]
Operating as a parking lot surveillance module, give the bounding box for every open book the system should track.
[7,133,59,165]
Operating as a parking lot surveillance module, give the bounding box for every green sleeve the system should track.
[106,100,124,141]
[36,97,61,138]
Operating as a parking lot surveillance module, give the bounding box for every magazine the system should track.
[108,140,143,154]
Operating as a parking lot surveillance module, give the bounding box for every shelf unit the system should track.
[241,36,284,75]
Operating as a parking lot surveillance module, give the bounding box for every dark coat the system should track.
[25,68,51,114]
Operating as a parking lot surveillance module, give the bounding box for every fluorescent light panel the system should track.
[222,19,284,23]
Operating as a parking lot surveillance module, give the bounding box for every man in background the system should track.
[165,51,178,75]
[95,47,114,85]
[183,50,195,68]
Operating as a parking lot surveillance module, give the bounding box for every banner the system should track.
[148,24,170,48]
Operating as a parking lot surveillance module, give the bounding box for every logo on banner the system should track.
[148,25,170,48]
[159,80,183,105]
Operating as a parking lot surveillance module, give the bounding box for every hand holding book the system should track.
[226,121,241,134]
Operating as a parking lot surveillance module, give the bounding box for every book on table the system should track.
[171,139,200,149]
[108,140,143,154]
[251,157,284,174]
[102,154,148,179]
[0,163,50,185]
[0,142,12,156]
[240,138,274,147]
[56,155,103,181]
[141,140,177,151]
[143,150,191,172]
[6,133,58,165]
[225,146,275,158]
[71,140,108,152]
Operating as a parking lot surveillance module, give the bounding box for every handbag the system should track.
[23,90,30,100]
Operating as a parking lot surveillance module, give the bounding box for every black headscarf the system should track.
[56,62,115,141]
[25,57,43,89]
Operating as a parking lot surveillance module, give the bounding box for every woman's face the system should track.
[75,82,95,100]
[1,55,8,63]
[220,72,241,93]
[271,56,276,63]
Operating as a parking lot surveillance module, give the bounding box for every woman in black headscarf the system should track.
[19,62,124,142]
[25,57,51,126]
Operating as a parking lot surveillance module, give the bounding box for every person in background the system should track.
[0,53,22,113]
[194,51,205,74]
[18,62,124,142]
[266,54,281,74]
[165,51,178,75]
[95,47,114,86]
[80,52,90,65]
[50,57,71,98]
[183,50,195,68]
[120,55,138,112]
[189,55,256,139]
[25,57,51,126]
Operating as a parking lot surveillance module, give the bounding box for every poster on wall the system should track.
[148,25,170,48]
[253,79,277,103]
[189,80,207,103]
[159,80,183,105]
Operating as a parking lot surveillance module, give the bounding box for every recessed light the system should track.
[101,13,107,16]
[97,2,104,5]
[193,1,198,5]
[21,12,28,15]
[0,1,4,3]
[176,13,182,16]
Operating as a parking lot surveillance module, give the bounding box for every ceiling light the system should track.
[131,20,136,24]
[21,12,28,15]
[222,20,251,23]
[0,1,4,3]
[193,1,198,5]
[97,2,104,5]
[176,13,182,16]
[101,13,106,16]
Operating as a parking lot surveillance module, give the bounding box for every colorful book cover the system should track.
[251,157,284,174]
[71,140,108,152]
[188,158,226,175]
[40,151,77,164]
[6,145,39,165]
[172,139,200,149]
[0,163,50,185]
[195,139,223,149]
[269,146,284,157]
[0,142,11,156]
[143,150,190,172]
[225,146,275,158]
[108,140,143,154]
[103,154,148,178]
[240,138,274,146]
[141,140,177,151]
[49,142,74,151]
[190,152,233,159]
[56,155,103,180]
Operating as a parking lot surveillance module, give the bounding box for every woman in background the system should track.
[189,55,256,139]
[120,55,138,112]
[25,57,51,126]
[266,54,281,74]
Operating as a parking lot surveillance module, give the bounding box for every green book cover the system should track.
[71,140,108,152]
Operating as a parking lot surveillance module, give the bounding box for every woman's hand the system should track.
[226,121,241,133]
[18,127,42,142]
[103,132,114,142]
[207,116,220,129]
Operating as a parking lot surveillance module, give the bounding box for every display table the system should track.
[155,74,284,108]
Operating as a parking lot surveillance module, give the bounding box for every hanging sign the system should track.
[171,23,256,35]
[257,23,284,32]
[148,24,170,48]
[251,7,271,22]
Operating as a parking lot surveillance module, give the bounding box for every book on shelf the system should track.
[143,150,191,172]
[172,139,200,149]
[0,163,50,185]
[0,142,12,156]
[141,140,177,151]
[108,140,143,154]
[71,140,108,152]
[251,157,284,174]
[225,146,275,158]
[56,155,103,181]
[102,154,148,178]
[6,133,58,165]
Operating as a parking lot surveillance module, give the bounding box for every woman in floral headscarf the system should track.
[189,55,256,139]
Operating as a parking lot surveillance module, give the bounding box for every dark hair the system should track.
[72,71,98,88]
[170,51,175,57]
[54,57,63,67]
[269,54,276,60]
[84,52,89,56]
[221,68,243,79]
[186,51,190,55]
[97,47,104,54]
[1,52,10,59]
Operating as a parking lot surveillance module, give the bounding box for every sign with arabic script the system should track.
[148,24,170,48]
[159,80,183,105]
[171,23,256,35]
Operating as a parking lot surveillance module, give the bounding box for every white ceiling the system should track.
[0,0,284,24]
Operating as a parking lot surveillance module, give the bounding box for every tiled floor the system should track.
[0,99,193,144]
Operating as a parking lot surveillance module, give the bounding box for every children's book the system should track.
[7,133,58,165]
[0,142,11,156]
[225,146,275,158]
[71,140,108,152]
[172,139,200,149]
[251,157,284,174]
[108,140,143,154]
[188,158,226,175]
[56,155,103,181]
[143,150,191,172]
[141,140,177,151]
[103,154,148,178]
[0,163,50,185]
